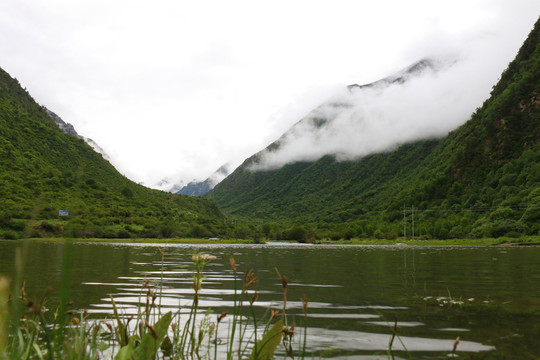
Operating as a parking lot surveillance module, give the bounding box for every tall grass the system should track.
[0,247,307,360]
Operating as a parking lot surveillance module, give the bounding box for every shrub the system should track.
[449,225,466,239]
[383,231,398,240]
[0,214,11,227]
[190,224,210,238]
[233,224,252,239]
[342,227,355,240]
[285,225,306,241]
[504,231,522,238]
[374,229,384,239]
[38,221,62,235]
[159,226,174,238]
[121,186,133,198]
[116,229,131,239]
[490,220,528,238]
[1,230,18,240]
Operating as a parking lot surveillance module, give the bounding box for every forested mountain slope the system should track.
[207,18,540,240]
[0,67,225,239]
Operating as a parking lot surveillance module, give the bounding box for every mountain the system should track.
[207,19,540,240]
[0,67,227,240]
[248,57,451,171]
[151,176,185,193]
[177,164,232,197]
[347,57,442,91]
[44,108,111,160]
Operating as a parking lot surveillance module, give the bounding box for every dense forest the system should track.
[207,18,540,241]
[0,67,231,240]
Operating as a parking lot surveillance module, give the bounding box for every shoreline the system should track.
[2,235,539,246]
[313,236,540,246]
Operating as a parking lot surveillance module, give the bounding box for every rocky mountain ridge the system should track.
[177,164,232,196]
[44,108,110,160]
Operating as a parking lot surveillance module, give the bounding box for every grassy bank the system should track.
[10,237,257,244]
[7,235,540,246]
[314,235,540,246]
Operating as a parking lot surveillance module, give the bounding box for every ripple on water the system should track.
[307,313,380,319]
[305,328,494,353]
[363,321,425,327]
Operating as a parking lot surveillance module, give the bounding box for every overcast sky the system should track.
[1,1,538,189]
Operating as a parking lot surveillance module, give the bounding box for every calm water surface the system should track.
[1,240,540,359]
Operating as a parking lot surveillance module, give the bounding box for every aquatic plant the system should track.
[0,249,307,360]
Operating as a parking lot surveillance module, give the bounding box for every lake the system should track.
[1,240,540,359]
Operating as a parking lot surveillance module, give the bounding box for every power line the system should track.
[367,204,537,215]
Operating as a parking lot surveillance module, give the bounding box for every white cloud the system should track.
[252,31,522,169]
[0,0,538,187]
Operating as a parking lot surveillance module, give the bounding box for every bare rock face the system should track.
[176,164,233,196]
[44,107,110,160]
[45,108,79,137]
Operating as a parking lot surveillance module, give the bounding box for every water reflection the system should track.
[2,241,540,358]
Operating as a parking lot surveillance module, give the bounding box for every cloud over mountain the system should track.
[252,43,510,170]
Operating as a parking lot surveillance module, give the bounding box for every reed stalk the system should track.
[2,248,306,360]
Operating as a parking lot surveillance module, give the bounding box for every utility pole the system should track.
[412,205,415,241]
[403,204,407,241]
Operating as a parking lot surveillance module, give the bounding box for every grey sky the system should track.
[0,1,538,188]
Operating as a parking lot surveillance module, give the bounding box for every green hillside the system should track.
[207,18,540,240]
[0,67,226,239]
